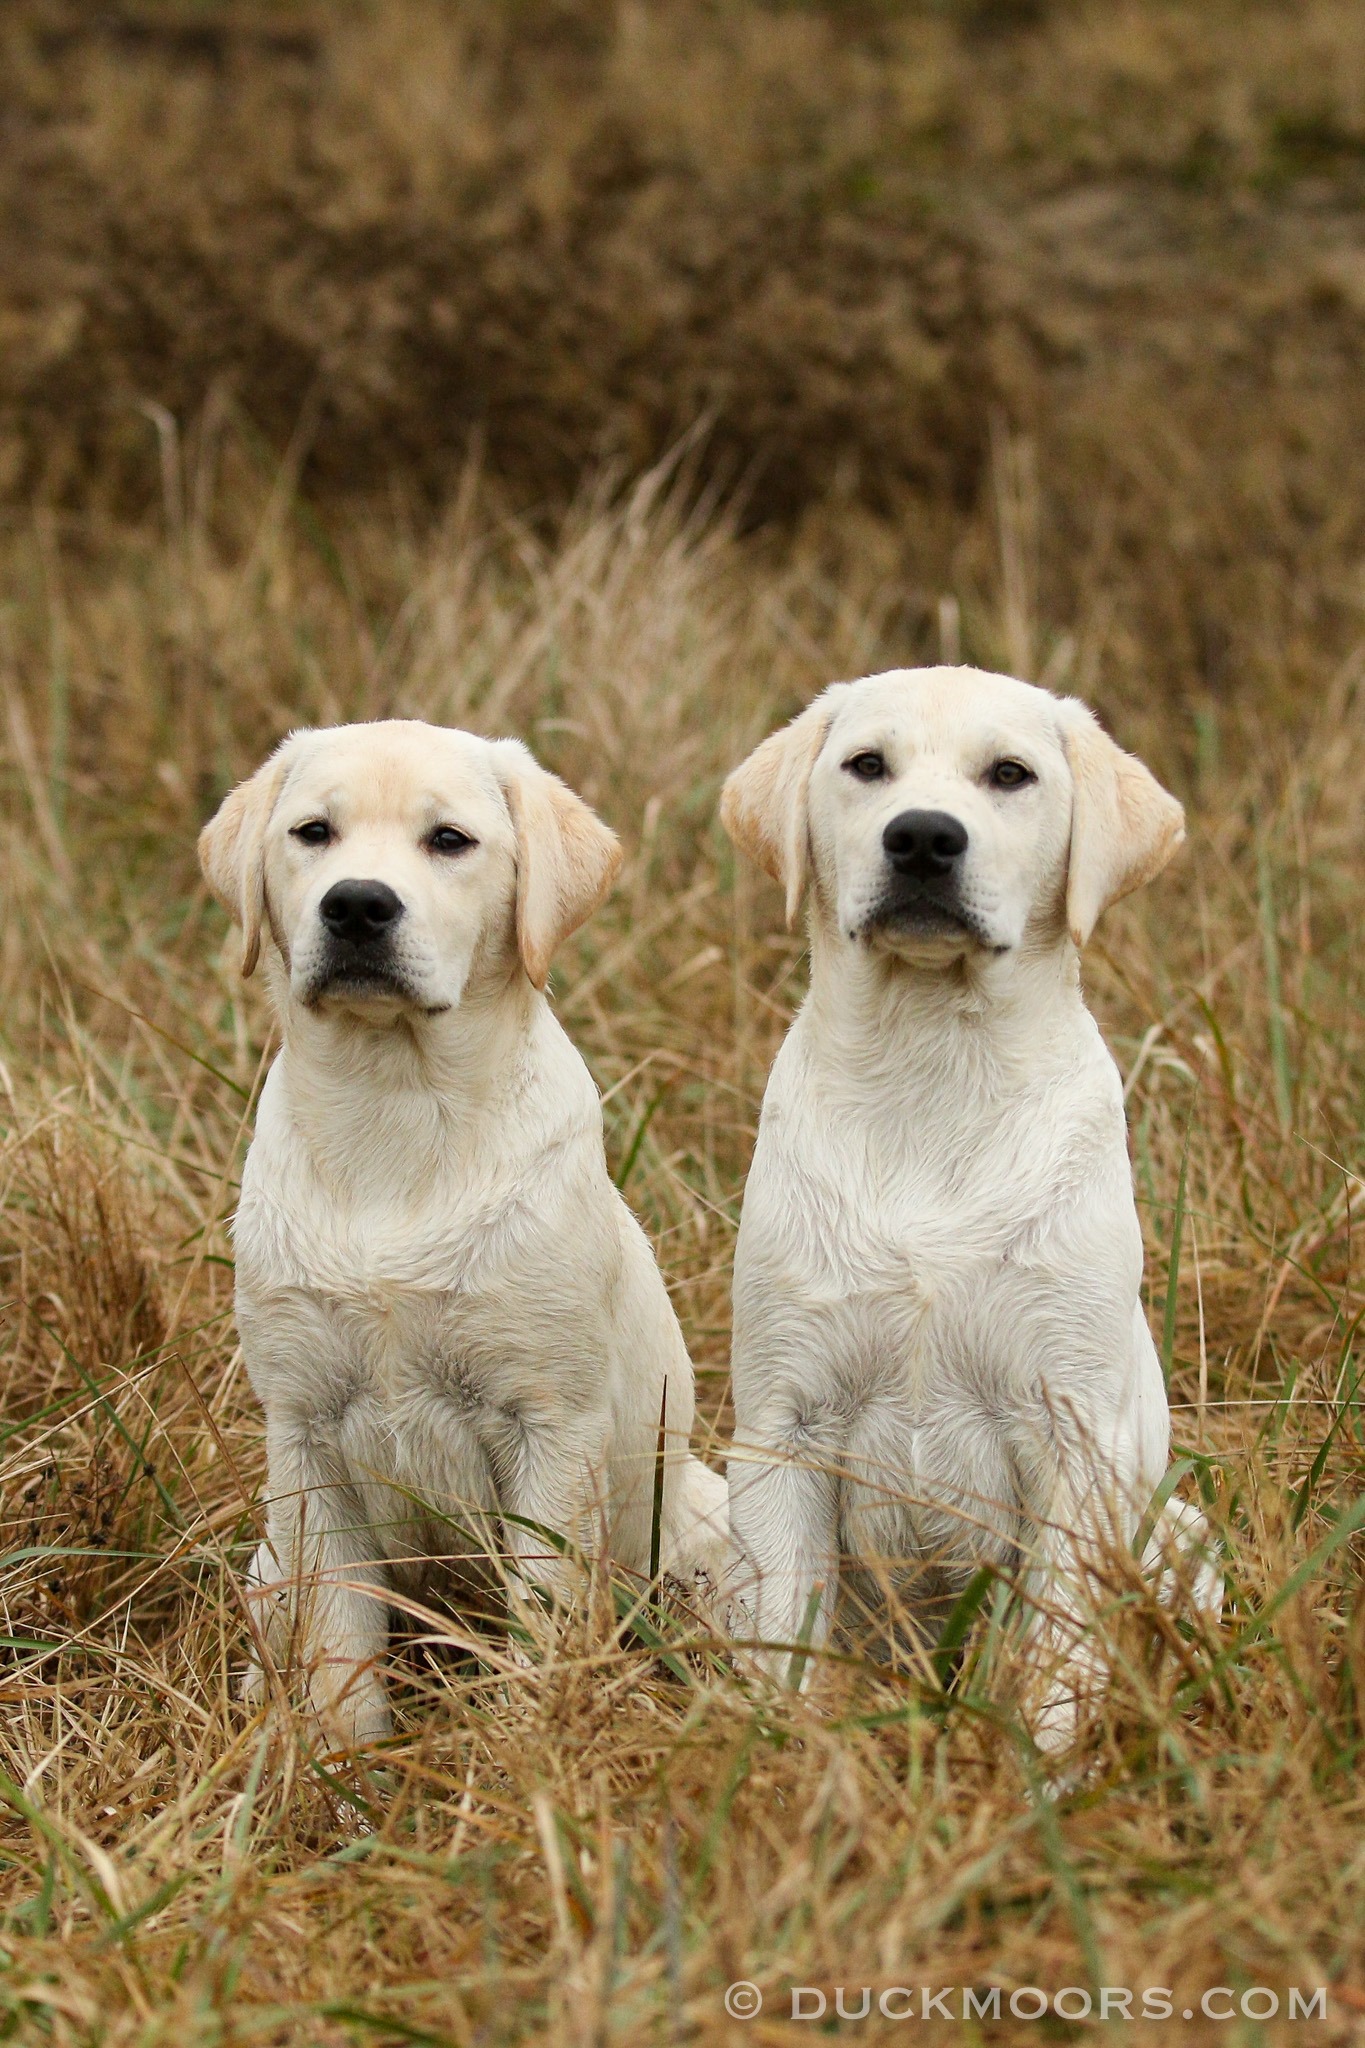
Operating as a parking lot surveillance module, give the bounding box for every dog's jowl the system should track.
[721,666,1219,1746]
[200,720,729,1747]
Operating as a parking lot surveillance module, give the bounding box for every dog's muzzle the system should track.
[861,809,994,949]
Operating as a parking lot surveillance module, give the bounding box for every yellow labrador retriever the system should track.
[721,666,1217,1744]
[201,720,728,1746]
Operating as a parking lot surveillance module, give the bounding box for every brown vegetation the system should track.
[4,2,1365,536]
[0,1,1364,2041]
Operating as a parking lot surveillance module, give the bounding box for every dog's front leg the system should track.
[1011,1432,1122,1758]
[1016,1517,1110,1758]
[728,1436,839,1689]
[1025,1473,1223,1754]
[245,1430,393,1750]
[496,1415,609,1646]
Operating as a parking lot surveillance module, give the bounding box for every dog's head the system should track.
[199,721,621,1020]
[721,667,1183,963]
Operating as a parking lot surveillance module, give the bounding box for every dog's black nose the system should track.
[319,879,404,944]
[882,809,969,878]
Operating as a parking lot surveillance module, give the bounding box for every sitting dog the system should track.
[720,666,1218,1742]
[200,719,729,1746]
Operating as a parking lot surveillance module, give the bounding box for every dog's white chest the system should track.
[235,1102,620,1444]
[735,1019,1135,1419]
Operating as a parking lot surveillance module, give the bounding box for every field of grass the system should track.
[2,1,1365,2043]
[0,421,1361,2042]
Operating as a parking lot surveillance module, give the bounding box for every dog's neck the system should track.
[802,916,1090,1102]
[271,965,554,1199]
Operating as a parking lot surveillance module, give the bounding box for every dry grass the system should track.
[0,413,1361,2042]
[0,2,1364,2036]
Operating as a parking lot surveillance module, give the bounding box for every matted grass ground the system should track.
[0,423,1362,2042]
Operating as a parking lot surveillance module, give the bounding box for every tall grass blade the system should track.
[1257,830,1294,1134]
[1161,1128,1191,1388]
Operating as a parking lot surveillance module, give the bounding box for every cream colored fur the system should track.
[201,719,729,1747]
[721,666,1218,1746]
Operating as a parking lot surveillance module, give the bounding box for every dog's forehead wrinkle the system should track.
[286,725,502,813]
[832,664,1067,743]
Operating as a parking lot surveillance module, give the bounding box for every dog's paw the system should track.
[1144,1498,1223,1626]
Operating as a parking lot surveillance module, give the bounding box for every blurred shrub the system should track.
[2,0,1365,570]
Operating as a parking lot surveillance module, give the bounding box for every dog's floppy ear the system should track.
[1061,703,1185,948]
[720,688,842,925]
[495,743,623,991]
[198,738,300,977]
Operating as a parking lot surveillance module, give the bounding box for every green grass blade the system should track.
[1257,830,1293,1134]
[932,1564,996,1693]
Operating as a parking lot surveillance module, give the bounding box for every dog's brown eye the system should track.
[989,759,1035,790]
[428,826,476,855]
[291,819,332,846]
[844,751,887,782]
